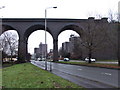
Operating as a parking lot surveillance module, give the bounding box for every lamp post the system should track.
[0,6,5,65]
[45,6,57,70]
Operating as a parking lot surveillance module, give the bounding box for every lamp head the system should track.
[53,7,57,8]
[2,6,5,8]
[0,6,5,9]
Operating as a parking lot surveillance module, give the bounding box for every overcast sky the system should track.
[0,0,119,18]
[0,0,119,54]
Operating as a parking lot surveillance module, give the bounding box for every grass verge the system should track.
[2,63,83,88]
[56,61,120,69]
[96,60,118,62]
[0,69,2,89]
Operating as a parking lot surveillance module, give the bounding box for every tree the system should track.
[95,11,119,65]
[0,31,18,62]
[107,9,119,23]
[81,20,107,63]
[0,34,8,61]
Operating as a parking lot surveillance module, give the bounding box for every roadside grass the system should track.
[56,61,120,69]
[2,63,13,68]
[96,60,118,62]
[2,63,84,88]
[70,59,118,62]
[0,69,2,88]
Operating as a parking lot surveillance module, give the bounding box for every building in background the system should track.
[34,48,39,59]
[69,34,82,59]
[34,42,47,59]
[47,49,53,59]
[62,34,80,53]
[62,42,70,53]
[61,34,82,59]
[39,42,47,58]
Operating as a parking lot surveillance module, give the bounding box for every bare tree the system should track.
[0,32,18,62]
[95,11,119,65]
[108,9,118,22]
[0,34,8,61]
[81,20,107,63]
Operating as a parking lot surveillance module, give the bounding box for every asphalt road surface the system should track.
[31,60,119,88]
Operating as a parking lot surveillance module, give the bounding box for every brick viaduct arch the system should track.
[1,18,110,63]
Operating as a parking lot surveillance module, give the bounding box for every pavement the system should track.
[31,60,120,88]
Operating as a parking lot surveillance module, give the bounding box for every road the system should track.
[31,60,119,88]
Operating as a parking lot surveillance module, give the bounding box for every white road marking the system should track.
[78,69,82,70]
[101,72,112,76]
[105,73,112,75]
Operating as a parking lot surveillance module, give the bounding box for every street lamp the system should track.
[45,6,57,70]
[0,6,5,9]
[0,6,5,18]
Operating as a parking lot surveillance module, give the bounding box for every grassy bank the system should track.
[2,63,83,88]
[56,61,120,69]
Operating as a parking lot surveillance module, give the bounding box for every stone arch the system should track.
[1,24,19,36]
[58,24,85,39]
[1,24,20,62]
[52,24,85,61]
[24,24,53,40]
[23,24,55,61]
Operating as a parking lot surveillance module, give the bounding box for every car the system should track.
[64,58,69,61]
[37,58,42,61]
[42,58,46,61]
[85,57,96,62]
